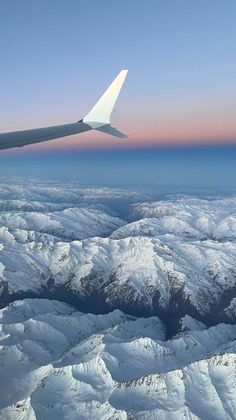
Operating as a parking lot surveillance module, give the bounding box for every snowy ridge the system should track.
[0,179,236,418]
[0,207,125,241]
[1,229,236,322]
[123,196,236,241]
[0,299,235,419]
[1,181,236,322]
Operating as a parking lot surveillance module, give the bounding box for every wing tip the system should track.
[83,69,128,125]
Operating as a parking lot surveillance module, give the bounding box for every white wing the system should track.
[0,70,128,151]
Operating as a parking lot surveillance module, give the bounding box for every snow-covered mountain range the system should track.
[0,299,235,419]
[0,178,236,419]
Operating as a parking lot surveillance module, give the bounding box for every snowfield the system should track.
[0,178,236,418]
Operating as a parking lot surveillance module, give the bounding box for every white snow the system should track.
[0,179,236,418]
[0,299,235,419]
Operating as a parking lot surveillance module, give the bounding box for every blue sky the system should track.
[0,1,236,188]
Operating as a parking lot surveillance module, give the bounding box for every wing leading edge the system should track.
[0,69,128,151]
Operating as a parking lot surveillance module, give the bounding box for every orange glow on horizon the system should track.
[1,102,236,154]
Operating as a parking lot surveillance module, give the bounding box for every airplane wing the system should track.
[0,69,128,151]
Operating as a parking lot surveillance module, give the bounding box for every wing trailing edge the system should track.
[95,124,127,139]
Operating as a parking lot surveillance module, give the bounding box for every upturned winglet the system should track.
[83,70,128,136]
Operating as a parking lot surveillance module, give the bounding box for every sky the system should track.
[0,0,236,188]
